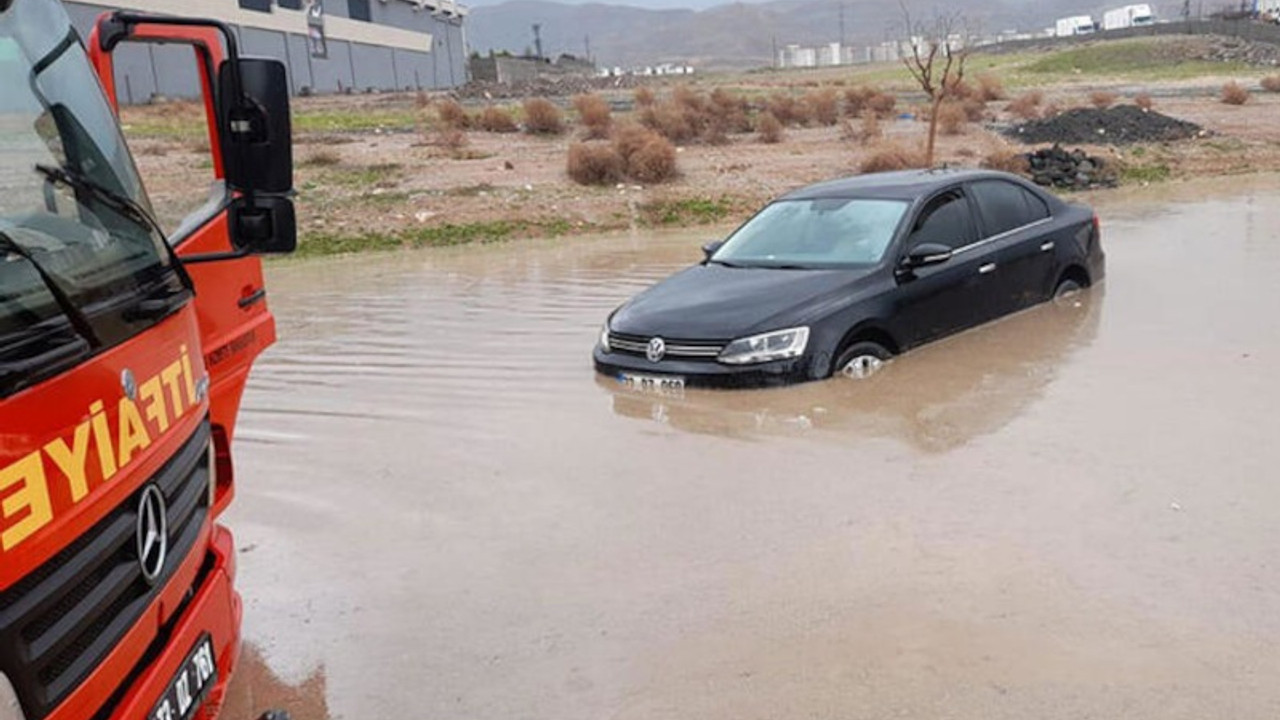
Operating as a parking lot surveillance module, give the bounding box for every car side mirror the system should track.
[702,240,724,262]
[901,243,953,270]
[219,57,292,194]
[229,194,296,254]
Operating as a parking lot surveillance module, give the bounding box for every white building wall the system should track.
[65,0,468,99]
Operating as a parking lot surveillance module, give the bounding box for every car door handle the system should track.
[1040,241,1055,252]
[979,263,997,275]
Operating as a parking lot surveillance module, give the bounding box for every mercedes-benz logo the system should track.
[646,337,666,363]
[136,485,168,585]
[121,368,138,402]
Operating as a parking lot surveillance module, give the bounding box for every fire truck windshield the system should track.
[0,0,184,397]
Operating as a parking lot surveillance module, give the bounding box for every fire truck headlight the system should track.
[0,673,28,720]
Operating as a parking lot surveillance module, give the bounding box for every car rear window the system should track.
[970,180,1051,237]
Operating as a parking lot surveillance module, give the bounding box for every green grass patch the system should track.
[1019,40,1251,81]
[1119,162,1172,184]
[640,196,737,226]
[296,218,576,258]
[445,182,496,196]
[358,191,411,207]
[293,108,420,134]
[319,163,403,189]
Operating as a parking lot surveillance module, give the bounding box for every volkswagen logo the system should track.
[136,485,168,585]
[121,368,138,402]
[646,337,666,363]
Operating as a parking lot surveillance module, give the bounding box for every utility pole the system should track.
[839,2,845,49]
[532,23,543,60]
[771,34,778,68]
[584,34,590,61]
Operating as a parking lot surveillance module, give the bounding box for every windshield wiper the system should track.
[708,258,746,268]
[0,230,101,348]
[34,164,195,295]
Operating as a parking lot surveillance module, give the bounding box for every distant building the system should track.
[63,0,468,103]
[470,52,596,84]
[595,63,693,77]
[777,44,817,68]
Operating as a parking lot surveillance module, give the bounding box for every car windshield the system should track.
[711,198,909,269]
[1,0,177,387]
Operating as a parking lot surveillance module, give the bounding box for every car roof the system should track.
[778,168,1028,202]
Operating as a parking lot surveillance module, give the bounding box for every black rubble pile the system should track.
[1006,105,1203,145]
[1025,145,1117,190]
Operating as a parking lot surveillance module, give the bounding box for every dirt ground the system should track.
[117,39,1280,253]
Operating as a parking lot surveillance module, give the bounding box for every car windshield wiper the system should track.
[0,229,101,348]
[34,164,194,294]
[708,258,746,268]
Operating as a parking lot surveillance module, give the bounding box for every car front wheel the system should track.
[834,341,891,380]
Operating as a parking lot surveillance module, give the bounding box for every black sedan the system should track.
[594,169,1105,390]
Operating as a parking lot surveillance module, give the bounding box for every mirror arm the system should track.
[179,249,251,265]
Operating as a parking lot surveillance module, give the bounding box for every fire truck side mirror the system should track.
[218,57,293,195]
[229,194,297,255]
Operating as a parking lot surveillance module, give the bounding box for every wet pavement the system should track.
[222,176,1280,720]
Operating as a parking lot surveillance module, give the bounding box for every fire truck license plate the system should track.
[150,635,217,720]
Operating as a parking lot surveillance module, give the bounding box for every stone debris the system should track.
[1025,145,1118,190]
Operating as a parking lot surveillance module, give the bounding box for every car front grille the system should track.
[0,420,211,720]
[607,332,725,361]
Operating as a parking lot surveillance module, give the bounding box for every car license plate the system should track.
[150,635,217,720]
[618,372,685,396]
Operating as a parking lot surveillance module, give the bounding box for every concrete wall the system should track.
[65,0,469,101]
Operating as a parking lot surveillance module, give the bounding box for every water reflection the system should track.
[218,644,330,720]
[601,288,1104,451]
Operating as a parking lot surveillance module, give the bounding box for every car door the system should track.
[968,179,1056,315]
[891,187,993,348]
[87,18,276,447]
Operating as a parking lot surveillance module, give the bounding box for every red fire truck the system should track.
[1,1,296,718]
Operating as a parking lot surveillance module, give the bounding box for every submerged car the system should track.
[594,169,1105,389]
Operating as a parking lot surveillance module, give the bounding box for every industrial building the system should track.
[63,0,469,103]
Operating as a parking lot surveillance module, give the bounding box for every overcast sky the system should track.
[464,0,762,8]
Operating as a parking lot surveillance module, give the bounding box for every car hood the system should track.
[610,264,871,340]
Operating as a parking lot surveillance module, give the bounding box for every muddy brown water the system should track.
[221,176,1280,720]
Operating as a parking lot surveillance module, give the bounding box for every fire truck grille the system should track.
[0,420,211,720]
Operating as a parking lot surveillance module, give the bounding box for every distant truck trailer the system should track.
[1056,15,1097,36]
[1103,4,1156,30]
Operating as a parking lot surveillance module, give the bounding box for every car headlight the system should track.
[1,673,27,720]
[599,323,611,352]
[718,326,809,365]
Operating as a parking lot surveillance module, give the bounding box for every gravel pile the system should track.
[1026,145,1117,190]
[1006,106,1203,145]
[1202,36,1280,65]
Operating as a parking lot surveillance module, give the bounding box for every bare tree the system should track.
[899,2,972,166]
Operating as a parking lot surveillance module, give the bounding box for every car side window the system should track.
[1022,187,1051,221]
[907,190,975,250]
[970,180,1050,238]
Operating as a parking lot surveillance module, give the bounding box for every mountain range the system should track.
[466,0,1175,69]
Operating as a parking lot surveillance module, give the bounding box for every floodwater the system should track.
[221,176,1280,720]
